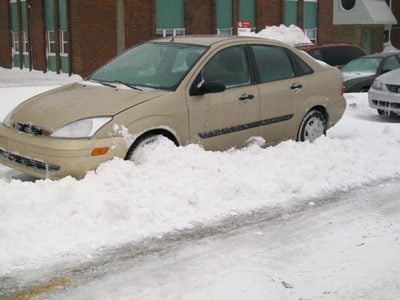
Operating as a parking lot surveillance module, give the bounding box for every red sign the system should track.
[237,21,251,29]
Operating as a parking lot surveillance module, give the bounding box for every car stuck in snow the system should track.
[0,36,346,179]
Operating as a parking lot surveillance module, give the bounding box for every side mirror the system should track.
[191,80,226,96]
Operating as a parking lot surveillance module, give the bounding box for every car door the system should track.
[250,44,310,144]
[186,45,259,151]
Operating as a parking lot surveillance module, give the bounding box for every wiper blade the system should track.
[111,80,143,91]
[90,79,117,88]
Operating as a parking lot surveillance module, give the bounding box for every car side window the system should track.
[382,56,400,73]
[202,46,250,89]
[309,49,324,61]
[251,45,295,83]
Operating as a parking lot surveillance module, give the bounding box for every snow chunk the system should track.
[242,25,312,46]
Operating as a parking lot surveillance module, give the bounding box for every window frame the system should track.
[46,31,56,56]
[60,30,68,56]
[10,31,19,53]
[156,28,186,38]
[248,44,313,84]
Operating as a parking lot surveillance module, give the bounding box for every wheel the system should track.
[126,134,161,164]
[297,109,327,142]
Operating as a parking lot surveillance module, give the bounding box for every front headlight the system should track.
[2,110,14,128]
[372,80,383,90]
[51,117,112,138]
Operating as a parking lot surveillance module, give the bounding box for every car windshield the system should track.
[341,57,382,74]
[90,42,207,90]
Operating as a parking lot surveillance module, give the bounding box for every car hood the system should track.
[9,82,166,130]
[376,69,400,85]
[342,72,375,82]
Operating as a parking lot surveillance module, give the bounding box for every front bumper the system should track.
[0,124,127,179]
[368,89,400,114]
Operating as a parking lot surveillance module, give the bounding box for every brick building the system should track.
[0,0,397,77]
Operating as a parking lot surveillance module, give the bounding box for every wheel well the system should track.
[124,129,179,160]
[310,105,328,122]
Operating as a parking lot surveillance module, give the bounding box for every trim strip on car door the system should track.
[198,114,294,139]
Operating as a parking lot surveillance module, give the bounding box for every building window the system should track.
[11,31,19,53]
[341,0,356,10]
[217,0,233,35]
[284,0,298,26]
[305,28,317,43]
[60,30,68,55]
[22,31,29,54]
[304,0,318,43]
[156,0,185,38]
[156,28,185,38]
[46,31,56,55]
[217,28,233,36]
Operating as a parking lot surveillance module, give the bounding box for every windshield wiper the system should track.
[90,79,117,88]
[111,80,143,91]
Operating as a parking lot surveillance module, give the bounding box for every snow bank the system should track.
[1,97,400,274]
[0,67,81,88]
[383,42,399,53]
[242,24,312,46]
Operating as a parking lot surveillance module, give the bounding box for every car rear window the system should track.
[309,46,365,67]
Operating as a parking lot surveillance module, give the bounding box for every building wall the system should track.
[392,0,400,48]
[0,0,12,68]
[317,0,334,43]
[30,0,46,71]
[185,0,215,35]
[0,0,393,76]
[69,0,117,77]
[125,0,155,49]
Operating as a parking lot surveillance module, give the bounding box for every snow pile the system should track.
[383,42,399,53]
[1,121,400,274]
[242,24,312,46]
[0,67,81,88]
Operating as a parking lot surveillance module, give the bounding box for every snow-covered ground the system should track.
[1,67,400,280]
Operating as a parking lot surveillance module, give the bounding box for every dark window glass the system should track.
[202,46,250,88]
[251,45,295,83]
[318,46,364,67]
[289,52,313,75]
[341,0,356,10]
[382,56,400,73]
[309,49,324,61]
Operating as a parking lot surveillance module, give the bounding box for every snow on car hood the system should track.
[342,72,375,82]
[376,69,400,85]
[8,82,166,130]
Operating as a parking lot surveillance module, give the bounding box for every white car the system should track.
[369,68,400,116]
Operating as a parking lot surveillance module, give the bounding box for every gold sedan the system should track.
[0,36,345,179]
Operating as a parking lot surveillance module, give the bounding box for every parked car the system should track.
[0,36,346,179]
[296,43,366,68]
[342,52,400,93]
[369,68,400,117]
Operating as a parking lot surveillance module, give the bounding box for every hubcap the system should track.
[304,116,325,142]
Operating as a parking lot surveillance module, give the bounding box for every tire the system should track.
[126,134,162,164]
[297,109,327,142]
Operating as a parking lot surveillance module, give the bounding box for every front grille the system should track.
[372,100,400,109]
[16,122,51,136]
[386,84,400,94]
[0,148,60,173]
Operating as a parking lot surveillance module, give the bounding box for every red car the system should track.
[296,43,366,68]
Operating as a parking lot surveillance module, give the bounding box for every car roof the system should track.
[362,52,400,59]
[150,35,287,47]
[296,43,363,51]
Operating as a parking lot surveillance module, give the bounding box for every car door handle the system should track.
[291,83,303,90]
[239,94,255,101]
